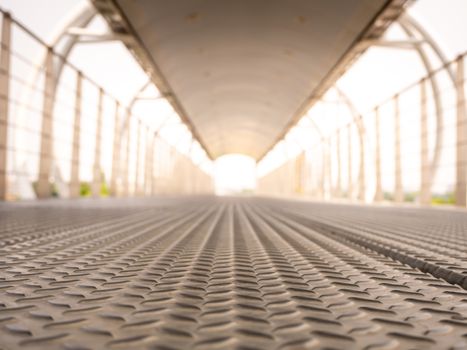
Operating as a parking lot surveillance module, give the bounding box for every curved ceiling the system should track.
[93,0,407,160]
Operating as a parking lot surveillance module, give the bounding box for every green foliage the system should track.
[51,183,59,197]
[404,192,416,202]
[382,191,454,205]
[431,192,455,205]
[80,180,109,197]
[32,177,109,198]
[100,182,109,197]
[80,182,91,197]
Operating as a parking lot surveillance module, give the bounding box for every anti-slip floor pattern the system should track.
[2,197,467,350]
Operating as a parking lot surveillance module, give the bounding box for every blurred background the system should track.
[1,0,467,206]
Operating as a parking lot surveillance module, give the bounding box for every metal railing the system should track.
[0,10,213,200]
[258,51,466,207]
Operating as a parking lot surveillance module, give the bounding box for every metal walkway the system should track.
[2,198,467,349]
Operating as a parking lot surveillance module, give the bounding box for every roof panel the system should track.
[100,0,399,158]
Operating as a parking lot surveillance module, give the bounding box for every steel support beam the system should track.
[374,107,383,202]
[92,88,104,197]
[398,16,455,196]
[420,78,431,205]
[318,143,325,199]
[394,95,403,203]
[69,72,82,198]
[135,120,142,196]
[335,88,366,202]
[361,38,425,49]
[325,138,332,200]
[357,117,366,202]
[36,49,55,198]
[336,129,342,197]
[110,101,120,196]
[347,124,353,199]
[151,136,158,196]
[123,112,131,196]
[294,152,305,194]
[456,56,467,207]
[0,13,11,201]
[143,127,151,195]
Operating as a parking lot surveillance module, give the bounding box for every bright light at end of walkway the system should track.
[214,154,256,195]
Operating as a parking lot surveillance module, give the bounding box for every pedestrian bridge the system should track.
[1,1,467,349]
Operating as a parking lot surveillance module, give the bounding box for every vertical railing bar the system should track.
[374,107,383,202]
[36,48,55,199]
[92,88,104,197]
[347,124,353,199]
[394,94,403,203]
[420,78,431,205]
[455,56,467,206]
[135,119,142,196]
[69,71,82,198]
[110,100,120,196]
[0,12,11,200]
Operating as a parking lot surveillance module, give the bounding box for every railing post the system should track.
[294,152,305,195]
[347,124,353,199]
[36,48,55,198]
[394,94,404,203]
[320,142,325,199]
[357,117,366,202]
[110,101,120,196]
[456,56,467,206]
[336,128,342,197]
[324,138,332,200]
[69,71,82,198]
[143,126,151,195]
[0,13,11,201]
[92,88,104,197]
[420,78,431,205]
[355,116,366,202]
[374,107,383,202]
[328,138,333,199]
[123,112,131,196]
[135,119,142,196]
[308,150,314,197]
[152,135,157,196]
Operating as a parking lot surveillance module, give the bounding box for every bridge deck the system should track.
[1,197,467,349]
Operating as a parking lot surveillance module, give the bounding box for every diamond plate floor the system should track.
[2,197,467,349]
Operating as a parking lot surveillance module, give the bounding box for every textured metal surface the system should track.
[2,197,467,349]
